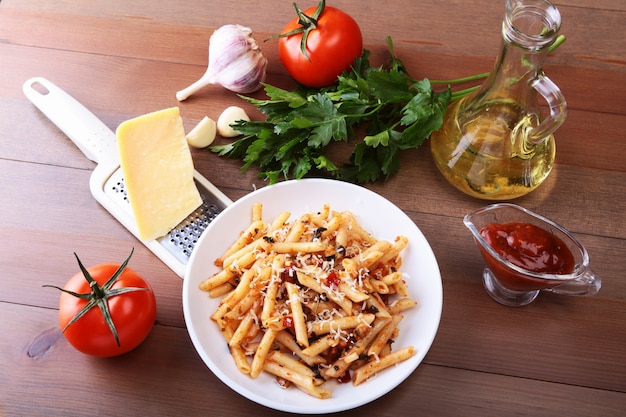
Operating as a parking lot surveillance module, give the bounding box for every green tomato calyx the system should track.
[270,0,326,61]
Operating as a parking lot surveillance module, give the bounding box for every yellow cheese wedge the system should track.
[116,107,202,241]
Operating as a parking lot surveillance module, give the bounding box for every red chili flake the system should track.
[282,315,294,329]
[325,270,340,290]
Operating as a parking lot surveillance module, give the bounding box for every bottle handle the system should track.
[547,270,601,297]
[528,75,568,144]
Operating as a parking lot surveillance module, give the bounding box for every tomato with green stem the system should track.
[45,249,156,357]
[276,0,363,88]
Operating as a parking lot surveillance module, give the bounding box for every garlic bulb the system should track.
[176,24,268,101]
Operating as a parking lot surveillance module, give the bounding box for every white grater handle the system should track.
[23,77,119,165]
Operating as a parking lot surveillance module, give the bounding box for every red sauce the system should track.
[337,371,351,384]
[479,222,575,291]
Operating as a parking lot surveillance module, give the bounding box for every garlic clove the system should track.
[176,24,268,101]
[217,106,250,138]
[186,116,217,148]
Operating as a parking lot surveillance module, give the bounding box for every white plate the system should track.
[183,178,443,414]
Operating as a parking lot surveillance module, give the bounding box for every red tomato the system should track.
[54,252,157,357]
[278,2,363,88]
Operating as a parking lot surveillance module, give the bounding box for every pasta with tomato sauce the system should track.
[199,203,417,398]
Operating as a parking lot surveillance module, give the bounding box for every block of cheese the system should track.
[116,107,202,241]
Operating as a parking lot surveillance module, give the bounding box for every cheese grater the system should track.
[23,77,233,278]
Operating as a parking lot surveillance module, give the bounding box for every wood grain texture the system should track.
[1,0,625,415]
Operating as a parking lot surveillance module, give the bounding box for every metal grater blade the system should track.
[158,188,223,263]
[103,167,227,264]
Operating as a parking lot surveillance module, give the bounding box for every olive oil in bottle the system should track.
[430,99,556,200]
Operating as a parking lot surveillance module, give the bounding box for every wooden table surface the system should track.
[2,0,625,415]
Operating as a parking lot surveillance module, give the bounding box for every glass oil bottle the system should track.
[430,0,567,200]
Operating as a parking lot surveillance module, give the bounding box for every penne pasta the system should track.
[208,282,234,298]
[301,334,339,357]
[201,203,418,398]
[381,271,403,286]
[270,211,291,230]
[343,212,376,245]
[211,267,257,321]
[216,219,267,266]
[221,238,271,269]
[228,304,260,347]
[260,256,284,329]
[296,271,354,315]
[367,314,404,357]
[263,360,331,400]
[308,314,375,337]
[338,280,370,303]
[366,292,392,319]
[250,327,278,378]
[271,241,326,254]
[251,202,263,222]
[388,297,418,315]
[266,351,319,382]
[200,250,257,291]
[286,282,309,347]
[310,204,330,226]
[374,235,408,268]
[352,346,415,386]
[324,317,391,379]
[285,213,311,242]
[274,330,326,366]
[356,240,392,269]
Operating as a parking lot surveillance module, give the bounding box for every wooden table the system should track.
[2,0,625,415]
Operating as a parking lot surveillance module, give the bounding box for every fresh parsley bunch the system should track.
[211,37,452,184]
